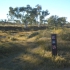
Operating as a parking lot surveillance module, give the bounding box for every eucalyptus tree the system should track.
[7,14,9,21]
[29,8,37,25]
[9,7,21,23]
[35,4,42,27]
[57,17,67,27]
[47,15,58,27]
[19,6,26,18]
[14,7,21,19]
[8,7,15,21]
[40,15,44,25]
[19,6,27,28]
[47,15,67,27]
[19,5,33,28]
[8,5,50,27]
[26,5,32,14]
[40,10,49,25]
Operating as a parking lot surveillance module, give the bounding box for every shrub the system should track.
[55,56,67,67]
[60,33,70,41]
[36,40,51,51]
[28,32,39,38]
[11,37,18,41]
[19,34,25,37]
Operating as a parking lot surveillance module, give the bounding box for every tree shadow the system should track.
[0,26,47,31]
[0,41,70,70]
[57,42,70,55]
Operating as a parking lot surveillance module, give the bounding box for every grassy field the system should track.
[0,26,70,70]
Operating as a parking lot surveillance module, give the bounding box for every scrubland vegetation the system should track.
[0,3,70,70]
[0,25,70,70]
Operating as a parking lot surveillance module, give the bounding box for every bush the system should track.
[28,32,39,38]
[36,40,51,51]
[61,33,70,41]
[11,37,18,41]
[54,56,67,67]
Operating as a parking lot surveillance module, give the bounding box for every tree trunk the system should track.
[24,22,28,28]
[38,15,40,27]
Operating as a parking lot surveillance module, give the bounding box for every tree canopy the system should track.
[47,15,67,27]
[7,4,67,28]
[8,4,49,27]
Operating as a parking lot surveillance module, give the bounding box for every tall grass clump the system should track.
[59,28,70,41]
[54,56,69,68]
[61,33,70,41]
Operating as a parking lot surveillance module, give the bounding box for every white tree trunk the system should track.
[24,23,27,28]
[38,15,40,27]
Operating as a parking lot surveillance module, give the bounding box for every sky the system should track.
[0,0,70,22]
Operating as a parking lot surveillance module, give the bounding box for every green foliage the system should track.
[8,4,49,27]
[47,15,58,26]
[47,15,66,27]
[61,33,70,41]
[60,28,70,41]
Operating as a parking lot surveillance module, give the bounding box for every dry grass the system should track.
[0,27,70,70]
